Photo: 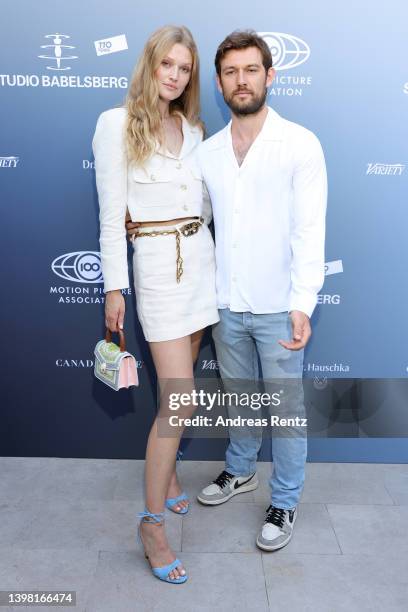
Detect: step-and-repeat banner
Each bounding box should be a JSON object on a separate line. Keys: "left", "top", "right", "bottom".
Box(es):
{"left": 2, "top": 1, "right": 408, "bottom": 461}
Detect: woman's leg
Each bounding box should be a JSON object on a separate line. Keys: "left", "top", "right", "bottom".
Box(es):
{"left": 140, "top": 334, "right": 196, "bottom": 581}
{"left": 166, "top": 327, "right": 205, "bottom": 511}
{"left": 191, "top": 328, "right": 205, "bottom": 364}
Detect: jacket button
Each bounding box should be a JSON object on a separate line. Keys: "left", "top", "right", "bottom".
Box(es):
{"left": 180, "top": 184, "right": 187, "bottom": 190}
{"left": 176, "top": 162, "right": 182, "bottom": 169}
{"left": 150, "top": 174, "right": 156, "bottom": 181}
{"left": 183, "top": 204, "right": 189, "bottom": 211}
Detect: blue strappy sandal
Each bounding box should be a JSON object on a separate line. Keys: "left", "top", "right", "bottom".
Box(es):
{"left": 165, "top": 492, "right": 189, "bottom": 514}
{"left": 137, "top": 509, "right": 188, "bottom": 584}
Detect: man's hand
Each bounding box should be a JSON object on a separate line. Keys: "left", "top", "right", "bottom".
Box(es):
{"left": 278, "top": 310, "right": 311, "bottom": 351}
{"left": 125, "top": 210, "right": 141, "bottom": 241}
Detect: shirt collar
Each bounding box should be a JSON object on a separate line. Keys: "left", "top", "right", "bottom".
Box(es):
{"left": 221, "top": 106, "right": 285, "bottom": 169}
{"left": 258, "top": 106, "right": 285, "bottom": 141}
{"left": 205, "top": 105, "right": 285, "bottom": 151}
{"left": 227, "top": 105, "right": 284, "bottom": 142}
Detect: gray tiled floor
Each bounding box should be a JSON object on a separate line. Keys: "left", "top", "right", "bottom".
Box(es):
{"left": 0, "top": 458, "right": 407, "bottom": 612}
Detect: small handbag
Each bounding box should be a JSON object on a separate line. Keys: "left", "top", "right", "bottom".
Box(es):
{"left": 94, "top": 329, "right": 139, "bottom": 391}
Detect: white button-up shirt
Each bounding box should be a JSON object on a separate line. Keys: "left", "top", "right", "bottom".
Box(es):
{"left": 197, "top": 106, "right": 327, "bottom": 318}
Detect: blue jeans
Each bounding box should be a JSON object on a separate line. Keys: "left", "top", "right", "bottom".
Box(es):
{"left": 211, "top": 308, "right": 307, "bottom": 510}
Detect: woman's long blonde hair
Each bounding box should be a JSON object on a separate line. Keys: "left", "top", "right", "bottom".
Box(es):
{"left": 125, "top": 25, "right": 202, "bottom": 166}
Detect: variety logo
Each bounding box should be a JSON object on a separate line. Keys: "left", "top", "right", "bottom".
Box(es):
{"left": 0, "top": 156, "right": 19, "bottom": 168}
{"left": 325, "top": 260, "right": 343, "bottom": 276}
{"left": 52, "top": 251, "right": 103, "bottom": 283}
{"left": 94, "top": 34, "right": 128, "bottom": 56}
{"left": 38, "top": 33, "right": 78, "bottom": 71}
{"left": 201, "top": 360, "right": 219, "bottom": 370}
{"left": 259, "top": 32, "right": 312, "bottom": 97}
{"left": 366, "top": 163, "right": 405, "bottom": 176}
{"left": 403, "top": 82, "right": 408, "bottom": 95}
{"left": 0, "top": 33, "right": 128, "bottom": 89}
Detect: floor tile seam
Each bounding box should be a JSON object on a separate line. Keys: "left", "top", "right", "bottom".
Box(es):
{"left": 323, "top": 503, "right": 344, "bottom": 555}
{"left": 383, "top": 483, "right": 400, "bottom": 506}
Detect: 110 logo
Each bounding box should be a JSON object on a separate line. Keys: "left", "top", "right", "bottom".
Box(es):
{"left": 97, "top": 41, "right": 112, "bottom": 51}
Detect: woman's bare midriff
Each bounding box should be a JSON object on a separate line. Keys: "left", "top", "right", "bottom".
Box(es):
{"left": 135, "top": 216, "right": 199, "bottom": 228}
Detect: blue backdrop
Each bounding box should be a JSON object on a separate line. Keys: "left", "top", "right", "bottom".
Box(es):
{"left": 1, "top": 0, "right": 407, "bottom": 462}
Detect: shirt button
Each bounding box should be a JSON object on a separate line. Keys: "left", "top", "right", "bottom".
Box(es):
{"left": 232, "top": 276, "right": 237, "bottom": 282}
{"left": 182, "top": 204, "right": 189, "bottom": 211}
{"left": 176, "top": 162, "right": 182, "bottom": 169}
{"left": 180, "top": 184, "right": 187, "bottom": 190}
{"left": 234, "top": 209, "right": 239, "bottom": 213}
{"left": 232, "top": 243, "right": 237, "bottom": 248}
{"left": 150, "top": 174, "right": 156, "bottom": 181}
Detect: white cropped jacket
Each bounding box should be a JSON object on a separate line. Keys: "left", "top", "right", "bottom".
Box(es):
{"left": 92, "top": 107, "right": 211, "bottom": 292}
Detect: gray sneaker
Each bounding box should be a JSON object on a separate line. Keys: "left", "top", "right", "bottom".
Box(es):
{"left": 256, "top": 505, "right": 297, "bottom": 551}
{"left": 197, "top": 470, "right": 258, "bottom": 505}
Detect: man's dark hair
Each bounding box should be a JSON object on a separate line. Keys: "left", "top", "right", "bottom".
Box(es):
{"left": 214, "top": 30, "right": 273, "bottom": 76}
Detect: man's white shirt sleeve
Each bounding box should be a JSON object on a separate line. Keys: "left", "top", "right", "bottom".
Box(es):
{"left": 289, "top": 130, "right": 327, "bottom": 317}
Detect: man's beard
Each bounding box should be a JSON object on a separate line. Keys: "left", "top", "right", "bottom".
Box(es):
{"left": 223, "top": 86, "right": 267, "bottom": 116}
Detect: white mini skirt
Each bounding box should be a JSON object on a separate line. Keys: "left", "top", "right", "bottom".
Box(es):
{"left": 131, "top": 219, "right": 219, "bottom": 342}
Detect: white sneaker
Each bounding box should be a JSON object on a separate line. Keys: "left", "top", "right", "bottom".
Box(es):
{"left": 256, "top": 505, "right": 297, "bottom": 551}
{"left": 197, "top": 470, "right": 258, "bottom": 505}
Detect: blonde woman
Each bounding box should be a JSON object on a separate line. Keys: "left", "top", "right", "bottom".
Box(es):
{"left": 92, "top": 25, "right": 219, "bottom": 584}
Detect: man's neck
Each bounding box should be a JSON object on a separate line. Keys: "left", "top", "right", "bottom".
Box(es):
{"left": 231, "top": 104, "right": 268, "bottom": 143}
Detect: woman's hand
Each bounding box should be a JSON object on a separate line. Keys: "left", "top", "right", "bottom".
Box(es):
{"left": 105, "top": 290, "right": 125, "bottom": 332}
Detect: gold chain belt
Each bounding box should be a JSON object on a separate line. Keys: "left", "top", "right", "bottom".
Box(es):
{"left": 134, "top": 216, "right": 204, "bottom": 283}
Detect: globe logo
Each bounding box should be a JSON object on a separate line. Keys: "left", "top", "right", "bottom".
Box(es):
{"left": 258, "top": 32, "right": 310, "bottom": 71}
{"left": 51, "top": 251, "right": 103, "bottom": 283}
